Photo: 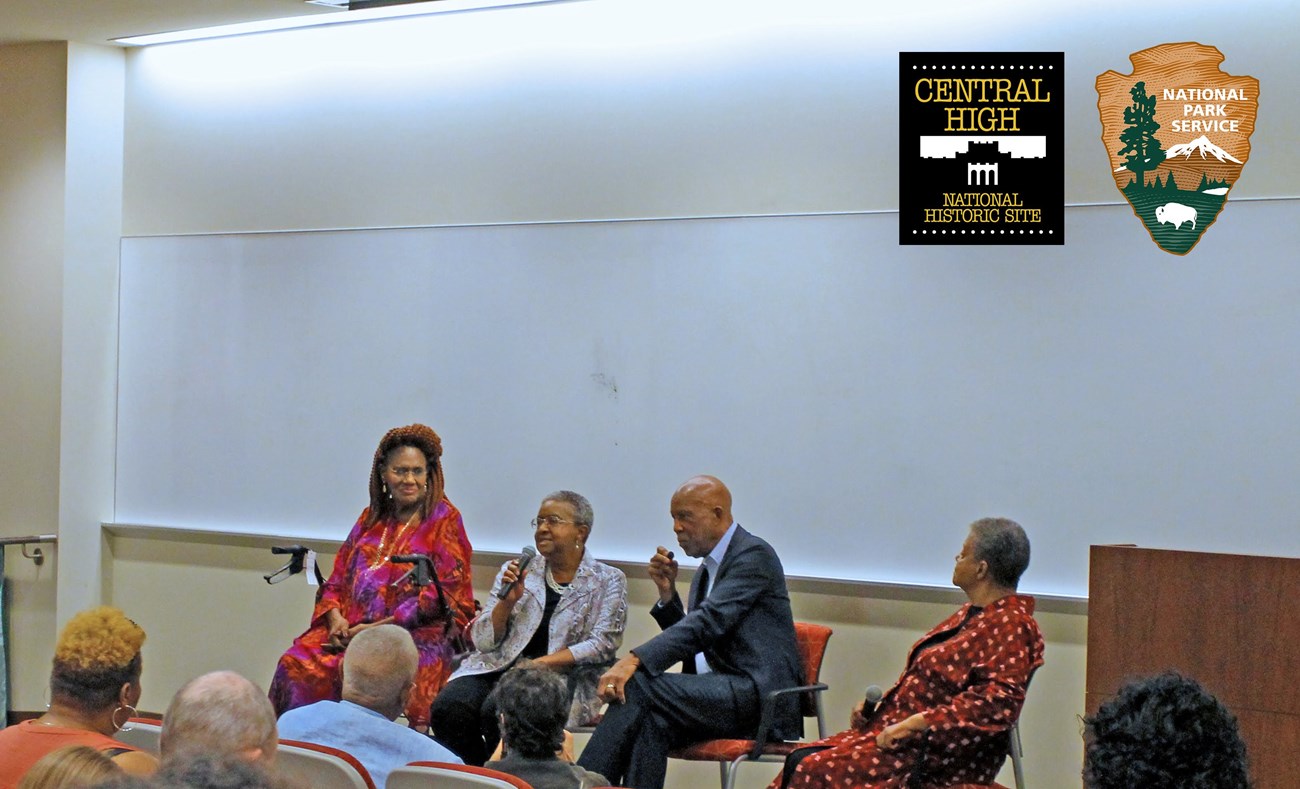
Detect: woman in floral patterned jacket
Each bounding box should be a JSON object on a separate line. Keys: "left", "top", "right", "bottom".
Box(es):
{"left": 431, "top": 490, "right": 627, "bottom": 766}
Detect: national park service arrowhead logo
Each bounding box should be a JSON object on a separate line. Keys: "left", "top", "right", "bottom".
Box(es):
{"left": 1096, "top": 43, "right": 1258, "bottom": 255}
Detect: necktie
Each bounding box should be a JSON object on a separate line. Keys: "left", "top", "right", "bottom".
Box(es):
{"left": 692, "top": 564, "right": 710, "bottom": 610}
{"left": 691, "top": 563, "right": 714, "bottom": 674}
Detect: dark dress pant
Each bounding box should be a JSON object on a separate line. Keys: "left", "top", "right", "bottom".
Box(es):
{"left": 430, "top": 671, "right": 503, "bottom": 766}
{"left": 577, "top": 669, "right": 759, "bottom": 789}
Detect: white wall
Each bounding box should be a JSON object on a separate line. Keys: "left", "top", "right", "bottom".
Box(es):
{"left": 122, "top": 0, "right": 1297, "bottom": 235}
{"left": 0, "top": 42, "right": 69, "bottom": 715}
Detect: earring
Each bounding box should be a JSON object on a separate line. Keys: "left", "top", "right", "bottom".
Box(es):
{"left": 382, "top": 482, "right": 388, "bottom": 494}
{"left": 112, "top": 704, "right": 139, "bottom": 732}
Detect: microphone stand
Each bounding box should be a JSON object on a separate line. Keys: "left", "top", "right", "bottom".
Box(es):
{"left": 264, "top": 545, "right": 324, "bottom": 585}
{"left": 389, "top": 554, "right": 450, "bottom": 615}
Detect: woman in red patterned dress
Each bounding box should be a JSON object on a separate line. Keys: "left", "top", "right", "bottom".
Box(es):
{"left": 776, "top": 518, "right": 1044, "bottom": 789}
{"left": 269, "top": 423, "right": 475, "bottom": 730}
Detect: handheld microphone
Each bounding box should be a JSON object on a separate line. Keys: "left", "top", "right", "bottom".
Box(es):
{"left": 496, "top": 546, "right": 538, "bottom": 599}
{"left": 864, "top": 684, "right": 884, "bottom": 714}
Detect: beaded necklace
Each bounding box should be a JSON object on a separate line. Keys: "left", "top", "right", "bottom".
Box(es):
{"left": 545, "top": 566, "right": 573, "bottom": 595}
{"left": 371, "top": 509, "right": 421, "bottom": 570}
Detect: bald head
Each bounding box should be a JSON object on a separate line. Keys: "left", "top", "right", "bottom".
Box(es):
{"left": 677, "top": 476, "right": 732, "bottom": 511}
{"left": 161, "top": 671, "right": 278, "bottom": 766}
{"left": 342, "top": 624, "right": 419, "bottom": 719}
{"left": 670, "top": 475, "right": 734, "bottom": 558}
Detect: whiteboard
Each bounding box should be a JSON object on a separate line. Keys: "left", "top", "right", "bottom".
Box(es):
{"left": 116, "top": 204, "right": 1300, "bottom": 598}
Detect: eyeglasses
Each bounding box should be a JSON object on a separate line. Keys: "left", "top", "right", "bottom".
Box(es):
{"left": 531, "top": 516, "right": 579, "bottom": 529}
{"left": 386, "top": 465, "right": 428, "bottom": 480}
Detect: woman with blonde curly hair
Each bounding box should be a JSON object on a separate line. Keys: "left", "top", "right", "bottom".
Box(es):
{"left": 269, "top": 423, "right": 476, "bottom": 730}
{"left": 0, "top": 607, "right": 158, "bottom": 788}
{"left": 16, "top": 746, "right": 122, "bottom": 789}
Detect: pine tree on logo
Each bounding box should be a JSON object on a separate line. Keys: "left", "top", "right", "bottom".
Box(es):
{"left": 1117, "top": 81, "right": 1165, "bottom": 189}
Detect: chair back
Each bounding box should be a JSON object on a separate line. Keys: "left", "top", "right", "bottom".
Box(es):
{"left": 116, "top": 718, "right": 163, "bottom": 754}
{"left": 278, "top": 739, "right": 376, "bottom": 789}
{"left": 385, "top": 761, "right": 532, "bottom": 789}
{"left": 792, "top": 622, "right": 833, "bottom": 718}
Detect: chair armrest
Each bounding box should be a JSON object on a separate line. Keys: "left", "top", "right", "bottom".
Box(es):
{"left": 748, "top": 682, "right": 829, "bottom": 760}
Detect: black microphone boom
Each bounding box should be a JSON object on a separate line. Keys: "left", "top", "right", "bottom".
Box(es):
{"left": 389, "top": 553, "right": 451, "bottom": 624}
{"left": 496, "top": 546, "right": 538, "bottom": 599}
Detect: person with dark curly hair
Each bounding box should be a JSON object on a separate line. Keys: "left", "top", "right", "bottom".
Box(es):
{"left": 153, "top": 751, "right": 288, "bottom": 789}
{"left": 0, "top": 607, "right": 158, "bottom": 788}
{"left": 487, "top": 664, "right": 610, "bottom": 789}
{"left": 1082, "top": 671, "right": 1251, "bottom": 788}
{"left": 268, "top": 423, "right": 476, "bottom": 730}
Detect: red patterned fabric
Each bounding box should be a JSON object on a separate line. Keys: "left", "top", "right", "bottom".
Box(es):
{"left": 269, "top": 501, "right": 475, "bottom": 727}
{"left": 775, "top": 595, "right": 1043, "bottom": 789}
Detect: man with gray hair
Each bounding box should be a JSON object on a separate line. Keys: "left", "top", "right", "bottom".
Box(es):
{"left": 275, "top": 624, "right": 460, "bottom": 786}
{"left": 161, "top": 670, "right": 279, "bottom": 766}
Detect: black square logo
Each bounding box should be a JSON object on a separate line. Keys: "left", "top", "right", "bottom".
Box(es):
{"left": 899, "top": 52, "right": 1065, "bottom": 245}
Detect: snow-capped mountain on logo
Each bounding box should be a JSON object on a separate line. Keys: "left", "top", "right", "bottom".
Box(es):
{"left": 1165, "top": 135, "right": 1242, "bottom": 164}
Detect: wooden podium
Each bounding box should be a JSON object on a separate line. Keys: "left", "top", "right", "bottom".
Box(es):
{"left": 1087, "top": 545, "right": 1300, "bottom": 789}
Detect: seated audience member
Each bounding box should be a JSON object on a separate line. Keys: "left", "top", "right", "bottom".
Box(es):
{"left": 1082, "top": 671, "right": 1250, "bottom": 788}
{"left": 0, "top": 607, "right": 158, "bottom": 788}
{"left": 578, "top": 476, "right": 802, "bottom": 789}
{"left": 148, "top": 752, "right": 286, "bottom": 789}
{"left": 776, "top": 518, "right": 1045, "bottom": 789}
{"left": 432, "top": 490, "right": 627, "bottom": 765}
{"left": 16, "top": 746, "right": 122, "bottom": 789}
{"left": 160, "top": 671, "right": 278, "bottom": 767}
{"left": 276, "top": 624, "right": 461, "bottom": 786}
{"left": 488, "top": 664, "right": 610, "bottom": 789}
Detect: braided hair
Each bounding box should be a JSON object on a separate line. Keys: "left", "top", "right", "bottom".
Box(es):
{"left": 364, "top": 423, "right": 445, "bottom": 528}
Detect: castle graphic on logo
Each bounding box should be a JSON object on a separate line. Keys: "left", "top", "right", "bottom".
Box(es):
{"left": 1096, "top": 43, "right": 1259, "bottom": 255}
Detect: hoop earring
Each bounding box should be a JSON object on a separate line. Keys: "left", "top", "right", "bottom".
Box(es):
{"left": 112, "top": 704, "right": 139, "bottom": 732}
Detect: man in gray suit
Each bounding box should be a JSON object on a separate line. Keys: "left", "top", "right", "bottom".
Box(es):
{"left": 578, "top": 475, "right": 802, "bottom": 789}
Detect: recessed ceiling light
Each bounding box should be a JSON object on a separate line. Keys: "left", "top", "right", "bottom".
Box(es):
{"left": 114, "top": 0, "right": 576, "bottom": 47}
